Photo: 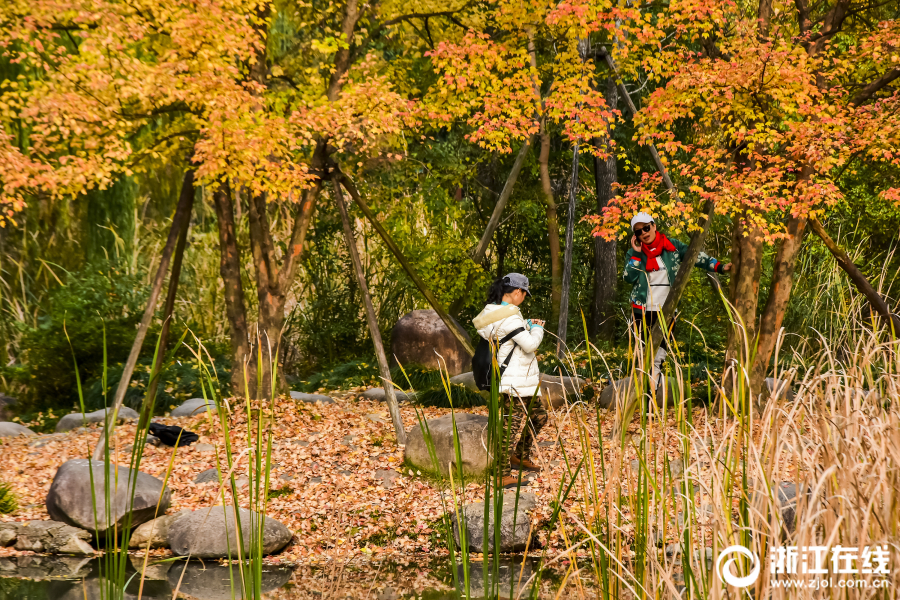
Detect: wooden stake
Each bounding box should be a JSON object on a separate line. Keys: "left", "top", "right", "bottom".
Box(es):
{"left": 93, "top": 168, "right": 195, "bottom": 459}
{"left": 332, "top": 181, "right": 406, "bottom": 444}
{"left": 810, "top": 218, "right": 900, "bottom": 333}
{"left": 449, "top": 139, "right": 532, "bottom": 317}
{"left": 471, "top": 139, "right": 532, "bottom": 264}
{"left": 337, "top": 171, "right": 476, "bottom": 357}
{"left": 142, "top": 188, "right": 191, "bottom": 418}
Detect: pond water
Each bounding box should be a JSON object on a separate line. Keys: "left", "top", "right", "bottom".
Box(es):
{"left": 0, "top": 555, "right": 582, "bottom": 599}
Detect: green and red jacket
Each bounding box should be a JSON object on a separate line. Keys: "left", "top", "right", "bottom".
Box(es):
{"left": 623, "top": 238, "right": 725, "bottom": 310}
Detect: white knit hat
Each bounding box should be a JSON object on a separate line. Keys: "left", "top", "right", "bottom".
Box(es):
{"left": 630, "top": 212, "right": 654, "bottom": 228}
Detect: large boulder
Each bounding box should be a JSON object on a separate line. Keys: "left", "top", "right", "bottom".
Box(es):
{"left": 0, "top": 421, "right": 35, "bottom": 437}
{"left": 55, "top": 407, "right": 139, "bottom": 433}
{"left": 46, "top": 459, "right": 171, "bottom": 536}
{"left": 405, "top": 413, "right": 490, "bottom": 476}
{"left": 451, "top": 492, "right": 538, "bottom": 553}
{"left": 167, "top": 506, "right": 293, "bottom": 558}
{"left": 166, "top": 562, "right": 292, "bottom": 600}
{"left": 170, "top": 398, "right": 218, "bottom": 417}
{"left": 539, "top": 373, "right": 586, "bottom": 408}
{"left": 128, "top": 509, "right": 192, "bottom": 549}
{"left": 8, "top": 521, "right": 95, "bottom": 555}
{"left": 391, "top": 310, "right": 472, "bottom": 376}
{"left": 598, "top": 376, "right": 675, "bottom": 410}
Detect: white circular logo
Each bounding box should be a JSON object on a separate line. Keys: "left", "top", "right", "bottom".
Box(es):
{"left": 716, "top": 545, "right": 761, "bottom": 588}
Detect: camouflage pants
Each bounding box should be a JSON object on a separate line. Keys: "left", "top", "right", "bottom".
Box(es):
{"left": 500, "top": 393, "right": 549, "bottom": 476}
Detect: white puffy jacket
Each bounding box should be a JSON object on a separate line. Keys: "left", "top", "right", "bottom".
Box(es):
{"left": 473, "top": 303, "right": 544, "bottom": 396}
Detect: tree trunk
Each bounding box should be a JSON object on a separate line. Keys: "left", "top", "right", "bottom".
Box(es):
{"left": 247, "top": 191, "right": 286, "bottom": 397}
{"left": 333, "top": 181, "right": 406, "bottom": 444}
{"left": 725, "top": 218, "right": 763, "bottom": 356}
{"left": 538, "top": 120, "right": 562, "bottom": 332}
{"left": 723, "top": 215, "right": 764, "bottom": 387}
{"left": 590, "top": 77, "right": 619, "bottom": 342}
{"left": 212, "top": 181, "right": 253, "bottom": 397}
{"left": 809, "top": 218, "right": 900, "bottom": 333}
{"left": 93, "top": 167, "right": 195, "bottom": 459}
{"left": 751, "top": 213, "right": 808, "bottom": 393}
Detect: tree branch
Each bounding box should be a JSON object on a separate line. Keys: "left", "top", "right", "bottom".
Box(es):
{"left": 850, "top": 68, "right": 900, "bottom": 107}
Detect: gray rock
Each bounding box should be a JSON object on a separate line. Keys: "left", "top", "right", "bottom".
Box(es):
{"left": 753, "top": 481, "right": 807, "bottom": 533}
{"left": 194, "top": 468, "right": 221, "bottom": 485}
{"left": 539, "top": 374, "right": 586, "bottom": 408}
{"left": 55, "top": 407, "right": 139, "bottom": 433}
{"left": 598, "top": 376, "right": 670, "bottom": 410}
{"left": 170, "top": 397, "right": 218, "bottom": 417}
{"left": 374, "top": 469, "right": 401, "bottom": 489}
{"left": 11, "top": 521, "right": 95, "bottom": 554}
{"left": 290, "top": 391, "right": 334, "bottom": 404}
{"left": 46, "top": 459, "right": 171, "bottom": 536}
{"left": 457, "top": 558, "right": 537, "bottom": 598}
{"left": 765, "top": 378, "right": 794, "bottom": 401}
{"left": 0, "top": 555, "right": 94, "bottom": 579}
{"left": 598, "top": 377, "right": 635, "bottom": 410}
{"left": 129, "top": 554, "right": 171, "bottom": 580}
{"left": 0, "top": 421, "right": 35, "bottom": 437}
{"left": 167, "top": 506, "right": 293, "bottom": 558}
{"left": 451, "top": 492, "right": 538, "bottom": 553}
{"left": 391, "top": 309, "right": 472, "bottom": 376}
{"left": 449, "top": 371, "right": 478, "bottom": 392}
{"left": 360, "top": 387, "right": 412, "bottom": 402}
{"left": 0, "top": 522, "right": 17, "bottom": 546}
{"left": 667, "top": 458, "right": 684, "bottom": 478}
{"left": 167, "top": 562, "right": 292, "bottom": 600}
{"left": 192, "top": 443, "right": 215, "bottom": 453}
{"left": 404, "top": 413, "right": 490, "bottom": 476}
{"left": 128, "top": 510, "right": 191, "bottom": 549}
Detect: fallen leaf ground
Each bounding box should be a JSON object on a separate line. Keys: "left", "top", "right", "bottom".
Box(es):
{"left": 0, "top": 389, "right": 797, "bottom": 566}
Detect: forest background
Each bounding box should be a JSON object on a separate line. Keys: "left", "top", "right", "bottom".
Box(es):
{"left": 0, "top": 0, "right": 898, "bottom": 427}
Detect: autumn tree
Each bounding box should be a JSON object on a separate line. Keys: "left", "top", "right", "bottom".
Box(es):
{"left": 0, "top": 0, "right": 468, "bottom": 395}
{"left": 426, "top": 3, "right": 620, "bottom": 332}
{"left": 590, "top": 0, "right": 900, "bottom": 394}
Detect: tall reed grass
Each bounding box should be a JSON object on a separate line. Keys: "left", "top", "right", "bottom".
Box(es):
{"left": 407, "top": 304, "right": 900, "bottom": 599}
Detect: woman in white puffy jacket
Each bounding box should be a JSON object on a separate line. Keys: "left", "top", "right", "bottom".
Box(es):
{"left": 472, "top": 273, "right": 547, "bottom": 488}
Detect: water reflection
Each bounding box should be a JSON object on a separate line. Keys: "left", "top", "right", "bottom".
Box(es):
{"left": 0, "top": 554, "right": 575, "bottom": 599}
{"left": 0, "top": 556, "right": 290, "bottom": 600}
